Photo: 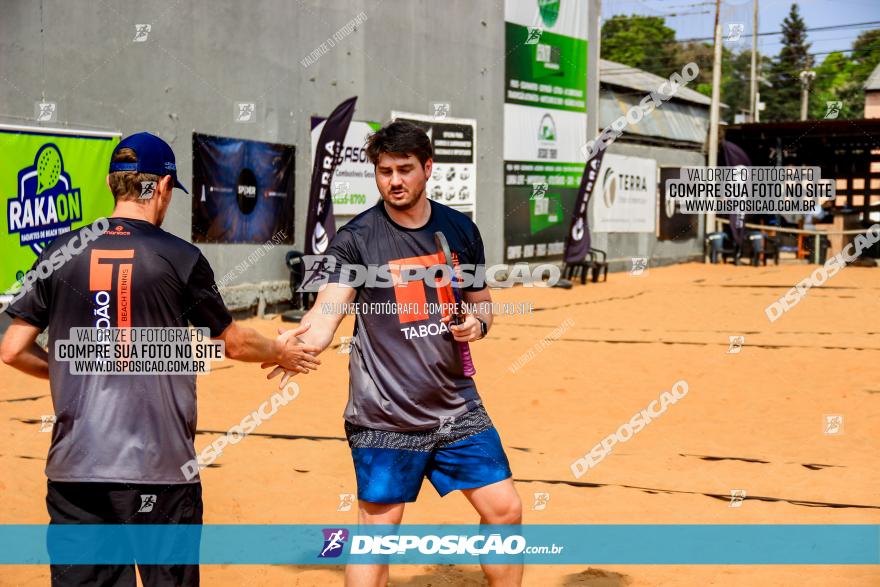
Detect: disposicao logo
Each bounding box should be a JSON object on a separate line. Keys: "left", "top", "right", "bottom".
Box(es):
{"left": 8, "top": 144, "right": 83, "bottom": 255}
{"left": 318, "top": 528, "right": 349, "bottom": 558}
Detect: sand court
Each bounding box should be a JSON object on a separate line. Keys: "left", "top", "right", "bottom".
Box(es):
{"left": 2, "top": 262, "right": 878, "bottom": 586}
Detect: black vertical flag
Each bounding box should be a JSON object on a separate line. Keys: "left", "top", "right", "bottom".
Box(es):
{"left": 563, "top": 149, "right": 606, "bottom": 263}
{"left": 305, "top": 96, "right": 357, "bottom": 254}
{"left": 719, "top": 140, "right": 752, "bottom": 248}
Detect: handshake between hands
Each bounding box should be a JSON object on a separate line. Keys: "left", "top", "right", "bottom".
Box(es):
{"left": 259, "top": 314, "right": 483, "bottom": 388}
{"left": 261, "top": 323, "right": 321, "bottom": 388}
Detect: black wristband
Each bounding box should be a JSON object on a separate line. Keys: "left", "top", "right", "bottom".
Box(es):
{"left": 476, "top": 317, "right": 488, "bottom": 339}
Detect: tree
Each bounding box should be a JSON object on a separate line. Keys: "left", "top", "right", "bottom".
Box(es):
{"left": 676, "top": 41, "right": 715, "bottom": 89}
{"left": 672, "top": 42, "right": 755, "bottom": 123}
{"left": 809, "top": 51, "right": 859, "bottom": 119}
{"left": 807, "top": 29, "right": 880, "bottom": 119}
{"left": 601, "top": 15, "right": 677, "bottom": 77}
{"left": 850, "top": 29, "right": 880, "bottom": 83}
{"left": 721, "top": 50, "right": 756, "bottom": 123}
{"left": 764, "top": 2, "right": 812, "bottom": 122}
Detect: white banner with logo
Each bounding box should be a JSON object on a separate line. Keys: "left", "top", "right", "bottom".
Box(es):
{"left": 391, "top": 111, "right": 477, "bottom": 215}
{"left": 503, "top": 104, "right": 586, "bottom": 164}
{"left": 504, "top": 0, "right": 588, "bottom": 40}
{"left": 590, "top": 154, "right": 657, "bottom": 233}
{"left": 310, "top": 119, "right": 381, "bottom": 217}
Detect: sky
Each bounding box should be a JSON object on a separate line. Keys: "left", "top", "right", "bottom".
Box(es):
{"left": 603, "top": 0, "right": 880, "bottom": 63}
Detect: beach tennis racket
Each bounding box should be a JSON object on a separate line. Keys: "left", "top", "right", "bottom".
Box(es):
{"left": 434, "top": 231, "right": 476, "bottom": 377}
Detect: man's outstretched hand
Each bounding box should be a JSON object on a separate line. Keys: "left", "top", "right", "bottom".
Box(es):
{"left": 262, "top": 323, "right": 321, "bottom": 388}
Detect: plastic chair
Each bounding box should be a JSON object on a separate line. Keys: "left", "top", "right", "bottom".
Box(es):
{"left": 285, "top": 250, "right": 316, "bottom": 311}
{"left": 589, "top": 248, "right": 609, "bottom": 282}
{"left": 743, "top": 231, "right": 765, "bottom": 266}
{"left": 705, "top": 232, "right": 738, "bottom": 264}
{"left": 563, "top": 248, "right": 609, "bottom": 284}
{"left": 763, "top": 235, "right": 780, "bottom": 265}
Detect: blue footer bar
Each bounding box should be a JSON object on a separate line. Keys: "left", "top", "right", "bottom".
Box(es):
{"left": 0, "top": 525, "right": 876, "bottom": 565}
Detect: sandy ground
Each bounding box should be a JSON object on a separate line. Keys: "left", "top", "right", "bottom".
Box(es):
{"left": 1, "top": 261, "right": 878, "bottom": 586}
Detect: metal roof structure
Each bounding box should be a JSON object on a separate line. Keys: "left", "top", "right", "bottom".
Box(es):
{"left": 725, "top": 118, "right": 880, "bottom": 222}
{"left": 600, "top": 59, "right": 713, "bottom": 106}
{"left": 599, "top": 59, "right": 714, "bottom": 146}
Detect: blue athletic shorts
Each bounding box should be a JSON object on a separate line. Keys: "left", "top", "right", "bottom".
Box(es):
{"left": 344, "top": 405, "right": 512, "bottom": 504}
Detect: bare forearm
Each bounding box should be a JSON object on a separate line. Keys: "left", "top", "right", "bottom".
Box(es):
{"left": 8, "top": 343, "right": 49, "bottom": 379}
{"left": 259, "top": 284, "right": 354, "bottom": 381}
{"left": 296, "top": 307, "right": 344, "bottom": 353}
{"left": 226, "top": 326, "right": 280, "bottom": 363}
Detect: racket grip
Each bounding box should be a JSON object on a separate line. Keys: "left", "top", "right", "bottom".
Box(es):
{"left": 458, "top": 341, "right": 476, "bottom": 377}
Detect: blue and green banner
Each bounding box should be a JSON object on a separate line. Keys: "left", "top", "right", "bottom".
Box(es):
{"left": 0, "top": 524, "right": 876, "bottom": 565}
{"left": 1, "top": 126, "right": 118, "bottom": 295}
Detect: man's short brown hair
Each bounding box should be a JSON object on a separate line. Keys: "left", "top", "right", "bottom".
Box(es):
{"left": 365, "top": 120, "right": 433, "bottom": 166}
{"left": 107, "top": 148, "right": 160, "bottom": 202}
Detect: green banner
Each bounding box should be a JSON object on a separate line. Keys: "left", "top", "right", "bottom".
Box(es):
{"left": 504, "top": 0, "right": 588, "bottom": 261}
{"left": 505, "top": 23, "right": 588, "bottom": 113}
{"left": 1, "top": 128, "right": 118, "bottom": 294}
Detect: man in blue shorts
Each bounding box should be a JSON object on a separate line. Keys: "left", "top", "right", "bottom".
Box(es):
{"left": 272, "top": 121, "right": 522, "bottom": 586}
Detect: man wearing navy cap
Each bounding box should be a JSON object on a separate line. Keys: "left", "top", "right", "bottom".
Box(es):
{"left": 0, "top": 132, "right": 319, "bottom": 586}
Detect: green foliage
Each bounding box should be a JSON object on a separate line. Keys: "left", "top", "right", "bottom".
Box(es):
{"left": 602, "top": 16, "right": 757, "bottom": 122}
{"left": 601, "top": 14, "right": 677, "bottom": 77}
{"left": 763, "top": 2, "right": 812, "bottom": 121}
{"left": 600, "top": 7, "right": 880, "bottom": 123}
{"left": 721, "top": 50, "right": 756, "bottom": 123}
{"left": 809, "top": 51, "right": 860, "bottom": 119}
{"left": 851, "top": 29, "right": 880, "bottom": 83}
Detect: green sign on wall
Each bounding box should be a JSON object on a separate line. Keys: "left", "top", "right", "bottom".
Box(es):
{"left": 1, "top": 127, "right": 118, "bottom": 294}
{"left": 504, "top": 0, "right": 589, "bottom": 261}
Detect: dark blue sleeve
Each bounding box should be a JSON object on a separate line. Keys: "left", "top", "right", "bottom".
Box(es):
{"left": 182, "top": 253, "right": 233, "bottom": 337}
{"left": 324, "top": 228, "right": 363, "bottom": 286}
{"left": 5, "top": 256, "right": 51, "bottom": 330}
{"left": 461, "top": 223, "right": 486, "bottom": 292}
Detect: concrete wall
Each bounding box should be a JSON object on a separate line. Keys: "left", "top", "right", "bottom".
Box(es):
{"left": 1, "top": 0, "right": 706, "bottom": 312}
{"left": 597, "top": 140, "right": 707, "bottom": 271}
{"left": 1, "top": 0, "right": 506, "bottom": 311}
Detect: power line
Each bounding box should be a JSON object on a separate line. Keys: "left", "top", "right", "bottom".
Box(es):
{"left": 602, "top": 18, "right": 880, "bottom": 47}
{"left": 599, "top": 41, "right": 880, "bottom": 76}
{"left": 660, "top": 11, "right": 713, "bottom": 18}
{"left": 653, "top": 1, "right": 715, "bottom": 9}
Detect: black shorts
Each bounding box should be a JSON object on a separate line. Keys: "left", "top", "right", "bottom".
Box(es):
{"left": 46, "top": 480, "right": 203, "bottom": 587}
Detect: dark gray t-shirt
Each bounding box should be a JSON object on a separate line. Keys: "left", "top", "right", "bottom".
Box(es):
{"left": 325, "top": 200, "right": 486, "bottom": 431}
{"left": 6, "top": 218, "right": 232, "bottom": 484}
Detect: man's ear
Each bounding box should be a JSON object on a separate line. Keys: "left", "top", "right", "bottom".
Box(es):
{"left": 159, "top": 175, "right": 173, "bottom": 197}
{"left": 424, "top": 158, "right": 433, "bottom": 178}
{"left": 105, "top": 175, "right": 111, "bottom": 189}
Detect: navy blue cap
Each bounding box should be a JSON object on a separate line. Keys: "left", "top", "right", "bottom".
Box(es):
{"left": 109, "top": 132, "right": 188, "bottom": 194}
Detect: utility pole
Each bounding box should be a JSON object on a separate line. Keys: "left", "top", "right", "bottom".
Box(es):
{"left": 749, "top": 0, "right": 758, "bottom": 122}
{"left": 707, "top": 0, "right": 723, "bottom": 232}
{"left": 799, "top": 70, "right": 815, "bottom": 120}
{"left": 587, "top": 0, "right": 601, "bottom": 142}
